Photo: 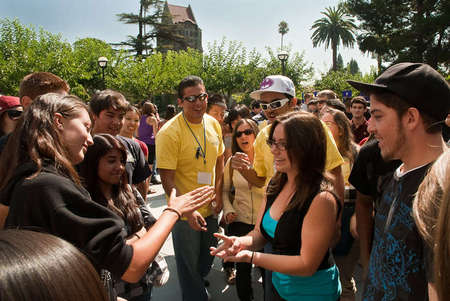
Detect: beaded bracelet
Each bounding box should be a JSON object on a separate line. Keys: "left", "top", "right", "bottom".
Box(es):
{"left": 163, "top": 207, "right": 182, "bottom": 220}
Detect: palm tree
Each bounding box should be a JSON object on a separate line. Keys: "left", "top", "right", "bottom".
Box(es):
{"left": 311, "top": 6, "right": 357, "bottom": 71}
{"left": 278, "top": 21, "right": 289, "bottom": 49}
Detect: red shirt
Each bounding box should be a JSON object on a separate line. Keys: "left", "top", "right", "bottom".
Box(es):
{"left": 351, "top": 119, "right": 369, "bottom": 144}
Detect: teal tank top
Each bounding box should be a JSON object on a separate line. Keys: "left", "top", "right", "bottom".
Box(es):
{"left": 262, "top": 208, "right": 341, "bottom": 301}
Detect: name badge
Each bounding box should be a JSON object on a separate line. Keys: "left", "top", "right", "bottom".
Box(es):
{"left": 197, "top": 172, "right": 212, "bottom": 185}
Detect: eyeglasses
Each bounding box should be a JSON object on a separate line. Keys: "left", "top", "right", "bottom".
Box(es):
{"left": 182, "top": 93, "right": 208, "bottom": 103}
{"left": 236, "top": 129, "right": 254, "bottom": 138}
{"left": 266, "top": 139, "right": 288, "bottom": 151}
{"left": 260, "top": 98, "right": 290, "bottom": 111}
{"left": 7, "top": 109, "right": 22, "bottom": 119}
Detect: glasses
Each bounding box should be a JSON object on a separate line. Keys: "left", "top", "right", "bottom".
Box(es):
{"left": 182, "top": 93, "right": 208, "bottom": 102}
{"left": 260, "top": 98, "right": 290, "bottom": 111}
{"left": 236, "top": 129, "right": 254, "bottom": 138}
{"left": 7, "top": 109, "right": 22, "bottom": 119}
{"left": 266, "top": 139, "right": 288, "bottom": 151}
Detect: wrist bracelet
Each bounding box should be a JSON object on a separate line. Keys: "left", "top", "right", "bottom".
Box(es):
{"left": 134, "top": 233, "right": 141, "bottom": 239}
{"left": 250, "top": 251, "right": 255, "bottom": 264}
{"left": 163, "top": 207, "right": 182, "bottom": 220}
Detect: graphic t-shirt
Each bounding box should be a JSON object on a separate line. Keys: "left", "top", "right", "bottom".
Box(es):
{"left": 363, "top": 163, "right": 432, "bottom": 301}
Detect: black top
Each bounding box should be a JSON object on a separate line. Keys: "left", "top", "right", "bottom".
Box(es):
{"left": 363, "top": 163, "right": 432, "bottom": 300}
{"left": 2, "top": 161, "right": 133, "bottom": 278}
{"left": 0, "top": 133, "right": 9, "bottom": 155}
{"left": 349, "top": 139, "right": 401, "bottom": 209}
{"left": 116, "top": 135, "right": 151, "bottom": 185}
{"left": 260, "top": 187, "right": 339, "bottom": 271}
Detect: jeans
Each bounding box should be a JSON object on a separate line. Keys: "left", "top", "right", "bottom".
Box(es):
{"left": 172, "top": 215, "right": 218, "bottom": 301}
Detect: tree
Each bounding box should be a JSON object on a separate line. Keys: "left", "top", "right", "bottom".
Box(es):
{"left": 0, "top": 18, "right": 73, "bottom": 96}
{"left": 115, "top": 0, "right": 182, "bottom": 58}
{"left": 314, "top": 68, "right": 376, "bottom": 97}
{"left": 311, "top": 5, "right": 357, "bottom": 71}
{"left": 201, "top": 38, "right": 263, "bottom": 107}
{"left": 347, "top": 58, "right": 360, "bottom": 75}
{"left": 278, "top": 21, "right": 289, "bottom": 49}
{"left": 346, "top": 0, "right": 450, "bottom": 72}
{"left": 336, "top": 54, "right": 344, "bottom": 71}
{"left": 71, "top": 38, "right": 117, "bottom": 96}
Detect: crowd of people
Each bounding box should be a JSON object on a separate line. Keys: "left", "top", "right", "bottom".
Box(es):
{"left": 0, "top": 62, "right": 449, "bottom": 301}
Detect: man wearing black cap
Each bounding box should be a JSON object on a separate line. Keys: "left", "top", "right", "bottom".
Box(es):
{"left": 348, "top": 62, "right": 450, "bottom": 300}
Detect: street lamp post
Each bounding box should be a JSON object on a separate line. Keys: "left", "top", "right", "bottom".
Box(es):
{"left": 277, "top": 51, "right": 289, "bottom": 75}
{"left": 97, "top": 56, "right": 108, "bottom": 87}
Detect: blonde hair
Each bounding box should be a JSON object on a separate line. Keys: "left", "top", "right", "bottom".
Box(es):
{"left": 412, "top": 149, "right": 450, "bottom": 300}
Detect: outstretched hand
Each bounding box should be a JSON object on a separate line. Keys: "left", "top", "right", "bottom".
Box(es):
{"left": 168, "top": 186, "right": 215, "bottom": 216}
{"left": 210, "top": 232, "right": 248, "bottom": 262}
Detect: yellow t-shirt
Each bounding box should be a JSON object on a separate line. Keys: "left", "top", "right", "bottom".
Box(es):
{"left": 253, "top": 120, "right": 344, "bottom": 181}
{"left": 156, "top": 112, "right": 224, "bottom": 217}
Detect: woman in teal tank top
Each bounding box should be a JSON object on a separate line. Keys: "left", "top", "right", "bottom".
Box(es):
{"left": 211, "top": 112, "right": 342, "bottom": 300}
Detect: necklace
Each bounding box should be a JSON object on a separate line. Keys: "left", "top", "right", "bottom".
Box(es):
{"left": 182, "top": 113, "right": 207, "bottom": 165}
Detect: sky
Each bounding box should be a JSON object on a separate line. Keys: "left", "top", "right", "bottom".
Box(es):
{"left": 1, "top": 0, "right": 377, "bottom": 78}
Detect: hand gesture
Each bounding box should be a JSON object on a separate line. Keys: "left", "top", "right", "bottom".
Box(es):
{"left": 168, "top": 186, "right": 215, "bottom": 216}
{"left": 210, "top": 232, "right": 245, "bottom": 260}
{"left": 225, "top": 212, "right": 237, "bottom": 224}
{"left": 231, "top": 152, "right": 251, "bottom": 172}
{"left": 185, "top": 210, "right": 207, "bottom": 232}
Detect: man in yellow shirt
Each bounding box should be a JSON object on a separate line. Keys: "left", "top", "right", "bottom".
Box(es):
{"left": 156, "top": 75, "right": 224, "bottom": 301}
{"left": 232, "top": 75, "right": 345, "bottom": 200}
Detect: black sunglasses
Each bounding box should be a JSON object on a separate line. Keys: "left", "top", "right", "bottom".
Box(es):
{"left": 182, "top": 93, "right": 208, "bottom": 103}
{"left": 236, "top": 129, "right": 254, "bottom": 138}
{"left": 7, "top": 109, "right": 22, "bottom": 119}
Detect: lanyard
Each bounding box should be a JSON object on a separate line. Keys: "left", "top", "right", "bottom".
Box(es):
{"left": 182, "top": 113, "right": 206, "bottom": 164}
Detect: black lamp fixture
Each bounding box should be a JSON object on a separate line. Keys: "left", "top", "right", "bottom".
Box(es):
{"left": 277, "top": 51, "right": 289, "bottom": 75}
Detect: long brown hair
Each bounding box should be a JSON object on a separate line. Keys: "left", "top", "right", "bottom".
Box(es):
{"left": 0, "top": 229, "right": 107, "bottom": 301}
{"left": 413, "top": 150, "right": 450, "bottom": 300}
{"left": 323, "top": 108, "right": 359, "bottom": 164}
{"left": 231, "top": 118, "right": 259, "bottom": 155}
{"left": 267, "top": 111, "right": 333, "bottom": 211}
{"left": 79, "top": 134, "right": 144, "bottom": 234}
{"left": 0, "top": 93, "right": 88, "bottom": 190}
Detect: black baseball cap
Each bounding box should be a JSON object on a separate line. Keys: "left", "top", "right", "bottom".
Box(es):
{"left": 348, "top": 62, "right": 450, "bottom": 121}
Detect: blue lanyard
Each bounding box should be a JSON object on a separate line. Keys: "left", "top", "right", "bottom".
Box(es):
{"left": 182, "top": 113, "right": 206, "bottom": 164}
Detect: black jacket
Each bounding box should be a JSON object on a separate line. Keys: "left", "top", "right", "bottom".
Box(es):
{"left": 2, "top": 161, "right": 133, "bottom": 278}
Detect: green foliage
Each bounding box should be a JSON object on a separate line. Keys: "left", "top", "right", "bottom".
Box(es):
{"left": 336, "top": 54, "right": 344, "bottom": 71}
{"left": 201, "top": 38, "right": 264, "bottom": 107}
{"left": 278, "top": 21, "right": 289, "bottom": 49}
{"left": 115, "top": 0, "right": 165, "bottom": 57}
{"left": 347, "top": 58, "right": 360, "bottom": 75}
{"left": 0, "top": 18, "right": 72, "bottom": 96}
{"left": 346, "top": 0, "right": 450, "bottom": 72}
{"left": 314, "top": 69, "right": 376, "bottom": 97}
{"left": 311, "top": 5, "right": 357, "bottom": 71}
{"left": 0, "top": 18, "right": 316, "bottom": 110}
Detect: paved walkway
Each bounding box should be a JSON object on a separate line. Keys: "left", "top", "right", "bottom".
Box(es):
{"left": 146, "top": 185, "right": 264, "bottom": 301}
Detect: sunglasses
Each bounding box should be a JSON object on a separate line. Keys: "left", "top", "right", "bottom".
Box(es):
{"left": 7, "top": 109, "right": 22, "bottom": 119}
{"left": 182, "top": 93, "right": 208, "bottom": 103}
{"left": 260, "top": 98, "right": 290, "bottom": 111}
{"left": 236, "top": 129, "right": 254, "bottom": 138}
